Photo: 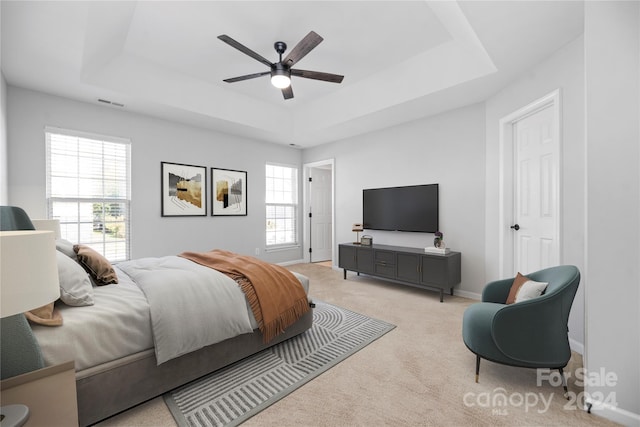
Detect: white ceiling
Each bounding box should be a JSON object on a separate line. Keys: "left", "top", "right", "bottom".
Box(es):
{"left": 1, "top": 1, "right": 584, "bottom": 147}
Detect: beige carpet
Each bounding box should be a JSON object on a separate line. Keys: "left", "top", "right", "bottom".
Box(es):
{"left": 97, "top": 263, "right": 617, "bottom": 427}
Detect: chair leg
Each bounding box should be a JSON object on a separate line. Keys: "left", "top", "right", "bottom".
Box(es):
{"left": 559, "top": 367, "right": 569, "bottom": 399}
{"left": 475, "top": 355, "right": 481, "bottom": 383}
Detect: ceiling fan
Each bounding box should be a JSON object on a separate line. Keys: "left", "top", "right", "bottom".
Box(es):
{"left": 218, "top": 31, "right": 344, "bottom": 100}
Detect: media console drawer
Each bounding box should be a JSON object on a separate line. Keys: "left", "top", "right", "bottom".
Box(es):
{"left": 339, "top": 243, "right": 461, "bottom": 302}
{"left": 374, "top": 250, "right": 396, "bottom": 278}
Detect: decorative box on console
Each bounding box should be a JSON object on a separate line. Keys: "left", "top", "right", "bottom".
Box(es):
{"left": 424, "top": 246, "right": 450, "bottom": 255}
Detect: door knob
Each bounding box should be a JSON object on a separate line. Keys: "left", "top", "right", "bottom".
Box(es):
{"left": 510, "top": 224, "right": 520, "bottom": 231}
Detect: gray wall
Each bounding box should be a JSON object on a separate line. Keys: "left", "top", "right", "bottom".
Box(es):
{"left": 1, "top": 71, "right": 7, "bottom": 205}
{"left": 0, "top": 2, "right": 5, "bottom": 205}
{"left": 584, "top": 1, "right": 639, "bottom": 422}
{"left": 303, "top": 103, "right": 487, "bottom": 299}
{"left": 6, "top": 87, "right": 304, "bottom": 264}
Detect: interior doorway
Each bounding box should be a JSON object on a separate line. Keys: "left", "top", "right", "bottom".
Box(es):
{"left": 498, "top": 90, "right": 561, "bottom": 276}
{"left": 303, "top": 159, "right": 335, "bottom": 264}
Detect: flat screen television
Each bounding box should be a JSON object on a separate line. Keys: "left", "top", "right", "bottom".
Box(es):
{"left": 363, "top": 184, "right": 438, "bottom": 233}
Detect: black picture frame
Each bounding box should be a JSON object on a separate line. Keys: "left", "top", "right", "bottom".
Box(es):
{"left": 211, "top": 168, "right": 247, "bottom": 216}
{"left": 161, "top": 162, "right": 207, "bottom": 216}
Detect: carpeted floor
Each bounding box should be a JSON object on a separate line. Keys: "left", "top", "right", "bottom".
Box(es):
{"left": 97, "top": 263, "right": 618, "bottom": 426}
{"left": 164, "top": 301, "right": 395, "bottom": 427}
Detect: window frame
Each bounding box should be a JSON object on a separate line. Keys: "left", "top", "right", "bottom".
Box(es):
{"left": 45, "top": 126, "right": 132, "bottom": 261}
{"left": 265, "top": 162, "right": 299, "bottom": 250}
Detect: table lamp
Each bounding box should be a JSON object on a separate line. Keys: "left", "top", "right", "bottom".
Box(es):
{"left": 30, "top": 219, "right": 62, "bottom": 239}
{"left": 0, "top": 230, "right": 60, "bottom": 426}
{"left": 352, "top": 223, "right": 363, "bottom": 244}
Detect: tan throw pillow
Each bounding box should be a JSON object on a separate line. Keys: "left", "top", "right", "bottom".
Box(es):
{"left": 506, "top": 272, "right": 548, "bottom": 304}
{"left": 73, "top": 244, "right": 118, "bottom": 285}
{"left": 25, "top": 302, "right": 63, "bottom": 326}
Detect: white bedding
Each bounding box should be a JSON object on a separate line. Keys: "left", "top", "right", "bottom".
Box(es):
{"left": 118, "top": 256, "right": 253, "bottom": 365}
{"left": 32, "top": 260, "right": 309, "bottom": 371}
{"left": 32, "top": 266, "right": 153, "bottom": 371}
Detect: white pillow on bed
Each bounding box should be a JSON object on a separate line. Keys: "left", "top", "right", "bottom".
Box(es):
{"left": 56, "top": 238, "right": 77, "bottom": 260}
{"left": 56, "top": 250, "right": 95, "bottom": 306}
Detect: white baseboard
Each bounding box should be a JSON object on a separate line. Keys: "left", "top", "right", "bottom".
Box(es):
{"left": 569, "top": 337, "right": 584, "bottom": 355}
{"left": 277, "top": 258, "right": 306, "bottom": 266}
{"left": 584, "top": 399, "right": 640, "bottom": 427}
{"left": 453, "top": 289, "right": 482, "bottom": 301}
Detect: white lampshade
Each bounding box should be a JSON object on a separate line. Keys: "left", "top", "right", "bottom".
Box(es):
{"left": 31, "top": 219, "right": 62, "bottom": 239}
{"left": 0, "top": 230, "right": 60, "bottom": 318}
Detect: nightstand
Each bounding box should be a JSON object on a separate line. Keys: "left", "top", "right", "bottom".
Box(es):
{"left": 1, "top": 361, "right": 78, "bottom": 427}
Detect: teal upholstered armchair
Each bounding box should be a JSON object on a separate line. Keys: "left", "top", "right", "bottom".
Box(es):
{"left": 462, "top": 265, "right": 580, "bottom": 393}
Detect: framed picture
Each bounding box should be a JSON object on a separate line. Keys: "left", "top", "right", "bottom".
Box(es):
{"left": 211, "top": 168, "right": 247, "bottom": 216}
{"left": 161, "top": 162, "right": 207, "bottom": 216}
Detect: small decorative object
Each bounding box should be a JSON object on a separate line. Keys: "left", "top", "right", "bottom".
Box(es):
{"left": 352, "top": 223, "right": 363, "bottom": 244}
{"left": 361, "top": 235, "right": 373, "bottom": 246}
{"left": 161, "top": 162, "right": 207, "bottom": 216}
{"left": 424, "top": 246, "right": 450, "bottom": 254}
{"left": 434, "top": 231, "right": 444, "bottom": 248}
{"left": 211, "top": 168, "right": 247, "bottom": 216}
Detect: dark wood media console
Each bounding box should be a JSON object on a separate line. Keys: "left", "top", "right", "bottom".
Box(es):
{"left": 338, "top": 243, "right": 461, "bottom": 302}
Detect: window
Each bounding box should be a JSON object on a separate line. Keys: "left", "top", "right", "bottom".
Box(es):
{"left": 46, "top": 127, "right": 131, "bottom": 261}
{"left": 265, "top": 163, "right": 298, "bottom": 248}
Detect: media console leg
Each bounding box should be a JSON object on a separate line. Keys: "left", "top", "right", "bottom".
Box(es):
{"left": 343, "top": 269, "right": 347, "bottom": 280}
{"left": 440, "top": 289, "right": 444, "bottom": 303}
{"left": 450, "top": 288, "right": 454, "bottom": 296}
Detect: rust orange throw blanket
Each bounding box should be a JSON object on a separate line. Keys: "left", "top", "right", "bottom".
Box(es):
{"left": 179, "top": 249, "right": 309, "bottom": 343}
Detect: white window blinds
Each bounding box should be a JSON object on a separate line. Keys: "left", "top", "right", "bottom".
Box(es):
{"left": 46, "top": 127, "right": 131, "bottom": 261}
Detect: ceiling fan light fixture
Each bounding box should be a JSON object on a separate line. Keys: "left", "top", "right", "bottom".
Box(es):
{"left": 271, "top": 68, "right": 291, "bottom": 89}
{"left": 271, "top": 74, "right": 291, "bottom": 89}
{"left": 271, "top": 62, "right": 291, "bottom": 89}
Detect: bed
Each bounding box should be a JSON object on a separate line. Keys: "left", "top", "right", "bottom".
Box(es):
{"left": 30, "top": 242, "right": 313, "bottom": 426}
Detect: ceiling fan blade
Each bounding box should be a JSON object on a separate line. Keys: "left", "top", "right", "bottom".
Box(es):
{"left": 223, "top": 71, "right": 270, "bottom": 83}
{"left": 282, "top": 86, "right": 294, "bottom": 100}
{"left": 291, "top": 69, "right": 344, "bottom": 84}
{"left": 218, "top": 35, "right": 273, "bottom": 68}
{"left": 282, "top": 31, "right": 323, "bottom": 67}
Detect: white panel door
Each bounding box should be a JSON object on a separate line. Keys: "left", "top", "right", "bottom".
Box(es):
{"left": 513, "top": 105, "right": 559, "bottom": 274}
{"left": 310, "top": 167, "right": 332, "bottom": 262}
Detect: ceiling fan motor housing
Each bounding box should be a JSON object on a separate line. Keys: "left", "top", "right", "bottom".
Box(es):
{"left": 271, "top": 62, "right": 290, "bottom": 77}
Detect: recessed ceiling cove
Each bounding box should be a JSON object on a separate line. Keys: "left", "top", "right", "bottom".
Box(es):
{"left": 1, "top": 1, "right": 584, "bottom": 147}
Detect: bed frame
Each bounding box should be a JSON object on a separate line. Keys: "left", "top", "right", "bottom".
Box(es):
{"left": 0, "top": 206, "right": 311, "bottom": 425}
{"left": 76, "top": 308, "right": 313, "bottom": 426}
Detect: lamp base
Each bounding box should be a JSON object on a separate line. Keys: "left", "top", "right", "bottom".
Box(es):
{"left": 0, "top": 404, "right": 30, "bottom": 427}
{"left": 0, "top": 313, "right": 45, "bottom": 380}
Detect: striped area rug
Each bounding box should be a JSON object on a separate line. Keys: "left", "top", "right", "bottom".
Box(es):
{"left": 164, "top": 301, "right": 395, "bottom": 427}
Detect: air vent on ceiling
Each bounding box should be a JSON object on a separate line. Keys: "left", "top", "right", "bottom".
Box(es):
{"left": 97, "top": 98, "right": 125, "bottom": 107}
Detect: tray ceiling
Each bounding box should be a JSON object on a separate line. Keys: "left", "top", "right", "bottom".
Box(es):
{"left": 1, "top": 1, "right": 583, "bottom": 147}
